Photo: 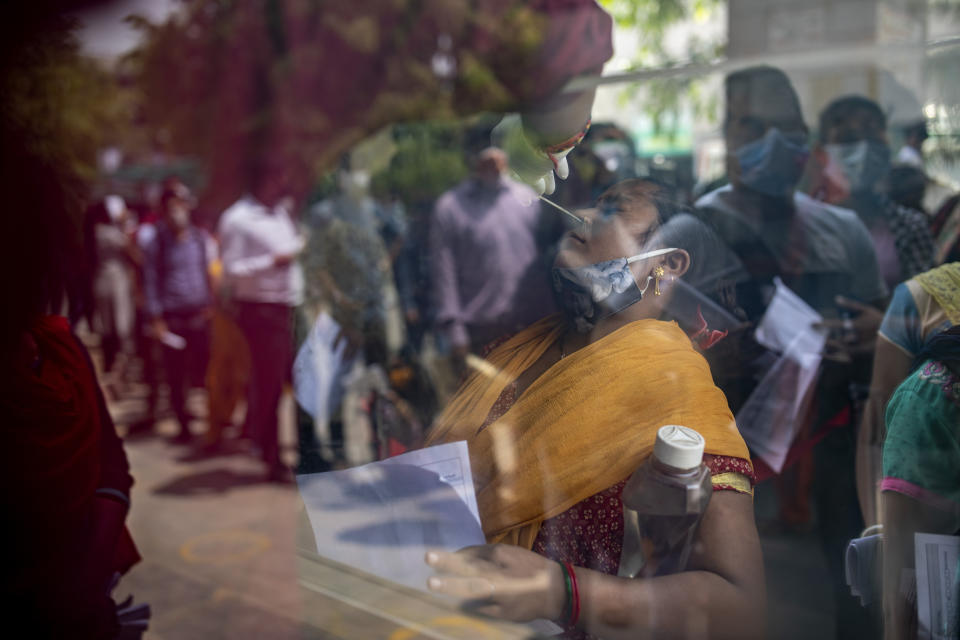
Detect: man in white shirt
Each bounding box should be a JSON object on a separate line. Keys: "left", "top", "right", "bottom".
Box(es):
{"left": 218, "top": 173, "right": 303, "bottom": 482}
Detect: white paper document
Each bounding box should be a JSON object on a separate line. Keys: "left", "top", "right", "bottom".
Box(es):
{"left": 915, "top": 533, "right": 959, "bottom": 640}
{"left": 296, "top": 441, "right": 484, "bottom": 593}
{"left": 736, "top": 278, "right": 827, "bottom": 473}
{"left": 293, "top": 311, "right": 354, "bottom": 422}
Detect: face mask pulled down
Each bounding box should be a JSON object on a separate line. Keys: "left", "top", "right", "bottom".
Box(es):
{"left": 552, "top": 247, "right": 677, "bottom": 333}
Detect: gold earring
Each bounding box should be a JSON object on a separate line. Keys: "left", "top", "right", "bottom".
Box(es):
{"left": 653, "top": 265, "right": 665, "bottom": 296}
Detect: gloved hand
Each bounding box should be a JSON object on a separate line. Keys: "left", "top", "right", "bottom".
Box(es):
{"left": 491, "top": 114, "right": 579, "bottom": 196}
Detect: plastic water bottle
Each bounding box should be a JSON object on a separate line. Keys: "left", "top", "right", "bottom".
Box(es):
{"left": 618, "top": 425, "right": 712, "bottom": 579}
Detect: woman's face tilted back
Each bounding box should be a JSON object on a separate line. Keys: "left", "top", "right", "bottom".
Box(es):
{"left": 553, "top": 194, "right": 660, "bottom": 272}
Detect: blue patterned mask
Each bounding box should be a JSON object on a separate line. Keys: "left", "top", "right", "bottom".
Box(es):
{"left": 552, "top": 247, "right": 677, "bottom": 333}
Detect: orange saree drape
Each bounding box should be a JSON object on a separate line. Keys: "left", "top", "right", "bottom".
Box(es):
{"left": 427, "top": 314, "right": 750, "bottom": 549}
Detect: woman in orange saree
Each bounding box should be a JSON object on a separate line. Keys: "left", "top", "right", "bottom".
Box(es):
{"left": 425, "top": 180, "right": 764, "bottom": 639}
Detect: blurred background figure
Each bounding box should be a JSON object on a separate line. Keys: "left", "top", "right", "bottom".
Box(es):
{"left": 896, "top": 119, "right": 929, "bottom": 169}
{"left": 811, "top": 95, "right": 935, "bottom": 290}
{"left": 86, "top": 195, "right": 137, "bottom": 396}
{"left": 299, "top": 160, "right": 395, "bottom": 468}
{"left": 142, "top": 185, "right": 214, "bottom": 442}
{"left": 218, "top": 160, "right": 304, "bottom": 482}
{"left": 552, "top": 122, "right": 639, "bottom": 211}
{"left": 204, "top": 254, "right": 252, "bottom": 451}
{"left": 429, "top": 146, "right": 556, "bottom": 379}
{"left": 888, "top": 164, "right": 929, "bottom": 215}
{"left": 696, "top": 66, "right": 887, "bottom": 408}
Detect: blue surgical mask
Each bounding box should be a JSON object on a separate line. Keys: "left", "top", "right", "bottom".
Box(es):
{"left": 824, "top": 140, "right": 890, "bottom": 195}
{"left": 552, "top": 247, "right": 678, "bottom": 333}
{"left": 734, "top": 127, "right": 809, "bottom": 197}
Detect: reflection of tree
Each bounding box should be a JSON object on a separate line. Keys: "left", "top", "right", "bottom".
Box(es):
{"left": 925, "top": 48, "right": 960, "bottom": 166}
{"left": 926, "top": 1, "right": 960, "bottom": 167}
{"left": 0, "top": 6, "right": 124, "bottom": 334}
{"left": 125, "top": 1, "right": 556, "bottom": 214}
{"left": 371, "top": 124, "right": 468, "bottom": 214}
{"left": 601, "top": 0, "right": 724, "bottom": 139}
{"left": 4, "top": 16, "right": 120, "bottom": 184}
{"left": 931, "top": 0, "right": 960, "bottom": 18}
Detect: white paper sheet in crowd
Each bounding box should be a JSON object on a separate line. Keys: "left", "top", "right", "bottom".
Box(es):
{"left": 296, "top": 441, "right": 484, "bottom": 593}
{"left": 293, "top": 310, "right": 353, "bottom": 423}
{"left": 736, "top": 277, "right": 827, "bottom": 473}
{"left": 915, "top": 533, "right": 959, "bottom": 640}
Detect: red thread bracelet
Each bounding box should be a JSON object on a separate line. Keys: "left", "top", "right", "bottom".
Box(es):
{"left": 563, "top": 561, "right": 581, "bottom": 628}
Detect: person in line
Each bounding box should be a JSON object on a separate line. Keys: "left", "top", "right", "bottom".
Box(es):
{"left": 299, "top": 162, "right": 395, "bottom": 468}
{"left": 143, "top": 186, "right": 215, "bottom": 442}
{"left": 694, "top": 67, "right": 888, "bottom": 639}
{"left": 218, "top": 160, "right": 304, "bottom": 482}
{"left": 695, "top": 68, "right": 888, "bottom": 411}
{"left": 86, "top": 195, "right": 137, "bottom": 395}
{"left": 430, "top": 147, "right": 556, "bottom": 375}
{"left": 880, "top": 325, "right": 960, "bottom": 640}
{"left": 811, "top": 95, "right": 935, "bottom": 290}
{"left": 204, "top": 254, "right": 252, "bottom": 451}
{"left": 425, "top": 179, "right": 764, "bottom": 639}
{"left": 856, "top": 261, "right": 960, "bottom": 526}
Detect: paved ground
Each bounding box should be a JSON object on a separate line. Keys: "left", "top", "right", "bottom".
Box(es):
{"left": 110, "top": 386, "right": 312, "bottom": 640}
{"left": 103, "top": 375, "right": 838, "bottom": 639}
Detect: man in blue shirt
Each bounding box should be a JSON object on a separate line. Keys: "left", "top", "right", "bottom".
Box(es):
{"left": 143, "top": 186, "right": 214, "bottom": 442}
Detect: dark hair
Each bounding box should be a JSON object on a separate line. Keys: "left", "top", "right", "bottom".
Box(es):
{"left": 913, "top": 325, "right": 960, "bottom": 376}
{"left": 160, "top": 187, "right": 187, "bottom": 213}
{"left": 817, "top": 95, "right": 886, "bottom": 143}
{"left": 595, "top": 178, "right": 684, "bottom": 223}
{"left": 888, "top": 164, "right": 927, "bottom": 212}
{"left": 902, "top": 120, "right": 928, "bottom": 142}
{"left": 723, "top": 66, "right": 805, "bottom": 132}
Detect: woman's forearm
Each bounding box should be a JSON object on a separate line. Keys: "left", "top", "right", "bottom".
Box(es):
{"left": 576, "top": 568, "right": 764, "bottom": 640}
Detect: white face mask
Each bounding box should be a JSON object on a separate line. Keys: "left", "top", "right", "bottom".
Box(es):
{"left": 552, "top": 247, "right": 678, "bottom": 333}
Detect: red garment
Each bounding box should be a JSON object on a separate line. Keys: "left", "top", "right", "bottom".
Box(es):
{"left": 1, "top": 315, "right": 139, "bottom": 635}
{"left": 1, "top": 315, "right": 102, "bottom": 534}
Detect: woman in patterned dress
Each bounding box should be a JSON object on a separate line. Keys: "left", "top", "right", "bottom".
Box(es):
{"left": 424, "top": 180, "right": 764, "bottom": 639}
{"left": 880, "top": 326, "right": 960, "bottom": 640}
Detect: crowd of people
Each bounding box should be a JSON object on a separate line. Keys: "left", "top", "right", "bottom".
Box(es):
{"left": 69, "top": 63, "right": 960, "bottom": 639}
{"left": 3, "top": 0, "right": 959, "bottom": 635}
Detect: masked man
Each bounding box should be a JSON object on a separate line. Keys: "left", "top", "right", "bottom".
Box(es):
{"left": 430, "top": 147, "right": 556, "bottom": 376}
{"left": 695, "top": 66, "right": 887, "bottom": 640}
{"left": 811, "top": 95, "right": 934, "bottom": 290}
